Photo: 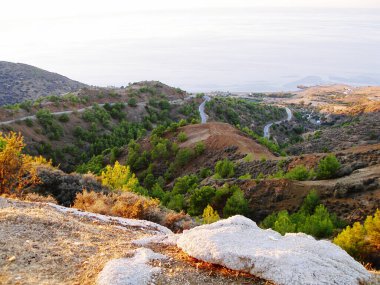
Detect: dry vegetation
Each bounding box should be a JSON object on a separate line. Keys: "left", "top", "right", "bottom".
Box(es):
{"left": 74, "top": 190, "right": 195, "bottom": 232}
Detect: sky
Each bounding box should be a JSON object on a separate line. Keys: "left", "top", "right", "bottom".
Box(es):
{"left": 1, "top": 0, "right": 380, "bottom": 91}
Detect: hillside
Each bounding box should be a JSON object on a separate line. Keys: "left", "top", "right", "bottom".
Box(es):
{"left": 0, "top": 61, "right": 87, "bottom": 105}
{"left": 1, "top": 81, "right": 380, "bottom": 280}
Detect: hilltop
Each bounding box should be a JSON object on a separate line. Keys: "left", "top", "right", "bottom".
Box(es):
{"left": 0, "top": 61, "right": 87, "bottom": 105}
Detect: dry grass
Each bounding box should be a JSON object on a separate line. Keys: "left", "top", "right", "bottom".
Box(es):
{"left": 0, "top": 198, "right": 151, "bottom": 285}
{"left": 73, "top": 190, "right": 195, "bottom": 231}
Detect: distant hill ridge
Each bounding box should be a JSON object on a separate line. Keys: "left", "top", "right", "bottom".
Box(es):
{"left": 0, "top": 61, "right": 87, "bottom": 105}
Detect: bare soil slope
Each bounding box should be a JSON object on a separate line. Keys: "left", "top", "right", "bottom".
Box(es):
{"left": 179, "top": 122, "right": 276, "bottom": 159}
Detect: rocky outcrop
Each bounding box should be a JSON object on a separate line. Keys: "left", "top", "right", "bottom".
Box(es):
{"left": 177, "top": 216, "right": 372, "bottom": 285}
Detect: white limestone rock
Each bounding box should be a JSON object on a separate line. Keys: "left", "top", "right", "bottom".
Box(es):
{"left": 177, "top": 215, "right": 371, "bottom": 285}
{"left": 97, "top": 248, "right": 167, "bottom": 285}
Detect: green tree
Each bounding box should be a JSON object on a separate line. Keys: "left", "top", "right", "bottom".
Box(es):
{"left": 317, "top": 154, "right": 341, "bottom": 179}
{"left": 177, "top": 131, "right": 188, "bottom": 142}
{"left": 188, "top": 186, "right": 216, "bottom": 216}
{"left": 223, "top": 189, "right": 248, "bottom": 217}
{"left": 166, "top": 194, "right": 185, "bottom": 212}
{"left": 172, "top": 175, "right": 198, "bottom": 195}
{"left": 215, "top": 158, "right": 235, "bottom": 179}
{"left": 285, "top": 165, "right": 312, "bottom": 181}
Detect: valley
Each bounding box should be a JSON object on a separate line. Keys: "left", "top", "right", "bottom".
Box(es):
{"left": 1, "top": 74, "right": 379, "bottom": 284}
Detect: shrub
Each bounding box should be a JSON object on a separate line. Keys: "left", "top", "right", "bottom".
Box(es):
{"left": 151, "top": 183, "right": 165, "bottom": 200}
{"left": 143, "top": 173, "right": 156, "bottom": 190}
{"left": 215, "top": 159, "right": 235, "bottom": 179}
{"left": 128, "top": 98, "right": 137, "bottom": 107}
{"left": 0, "top": 132, "right": 48, "bottom": 194}
{"left": 58, "top": 113, "right": 70, "bottom": 123}
{"left": 285, "top": 165, "right": 312, "bottom": 181}
{"left": 199, "top": 167, "right": 212, "bottom": 179}
{"left": 202, "top": 205, "right": 220, "bottom": 224}
{"left": 177, "top": 132, "right": 188, "bottom": 142}
{"left": 76, "top": 155, "right": 104, "bottom": 175}
{"left": 243, "top": 153, "right": 254, "bottom": 162}
{"left": 174, "top": 148, "right": 193, "bottom": 167}
{"left": 101, "top": 161, "right": 139, "bottom": 192}
{"left": 188, "top": 186, "right": 216, "bottom": 216}
{"left": 317, "top": 154, "right": 341, "bottom": 179}
{"left": 238, "top": 173, "right": 252, "bottom": 180}
{"left": 74, "top": 190, "right": 160, "bottom": 221}
{"left": 25, "top": 118, "right": 33, "bottom": 127}
{"left": 223, "top": 189, "right": 248, "bottom": 217}
{"left": 194, "top": 142, "right": 206, "bottom": 156}
{"left": 166, "top": 193, "right": 185, "bottom": 212}
{"left": 273, "top": 210, "right": 297, "bottom": 235}
{"left": 300, "top": 189, "right": 320, "bottom": 214}
{"left": 334, "top": 209, "right": 379, "bottom": 264}
{"left": 172, "top": 175, "right": 198, "bottom": 195}
{"left": 261, "top": 191, "right": 342, "bottom": 239}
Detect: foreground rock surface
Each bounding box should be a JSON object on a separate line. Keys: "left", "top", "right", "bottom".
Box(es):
{"left": 97, "top": 248, "right": 167, "bottom": 285}
{"left": 177, "top": 215, "right": 371, "bottom": 285}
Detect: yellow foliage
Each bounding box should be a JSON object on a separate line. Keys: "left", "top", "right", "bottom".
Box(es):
{"left": 100, "top": 161, "right": 138, "bottom": 191}
{"left": 0, "top": 132, "right": 50, "bottom": 195}
{"left": 202, "top": 204, "right": 220, "bottom": 224}
{"left": 334, "top": 209, "right": 380, "bottom": 261}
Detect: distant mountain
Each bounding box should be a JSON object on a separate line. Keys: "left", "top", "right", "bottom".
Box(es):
{"left": 282, "top": 76, "right": 329, "bottom": 90}
{"left": 0, "top": 61, "right": 87, "bottom": 105}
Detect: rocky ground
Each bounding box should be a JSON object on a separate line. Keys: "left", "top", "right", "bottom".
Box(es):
{"left": 0, "top": 198, "right": 269, "bottom": 285}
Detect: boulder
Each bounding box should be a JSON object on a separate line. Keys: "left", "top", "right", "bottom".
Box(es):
{"left": 177, "top": 215, "right": 371, "bottom": 285}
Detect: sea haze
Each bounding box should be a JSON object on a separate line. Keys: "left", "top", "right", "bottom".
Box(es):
{"left": 1, "top": 5, "right": 379, "bottom": 91}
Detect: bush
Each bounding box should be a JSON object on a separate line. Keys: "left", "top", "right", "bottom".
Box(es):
{"left": 238, "top": 173, "right": 252, "bottom": 180}
{"left": 177, "top": 132, "right": 188, "bottom": 142}
{"left": 188, "top": 186, "right": 216, "bottom": 216}
{"left": 285, "top": 165, "right": 312, "bottom": 181}
{"left": 172, "top": 175, "right": 198, "bottom": 195}
{"left": 194, "top": 142, "right": 206, "bottom": 156}
{"left": 0, "top": 132, "right": 49, "bottom": 195}
{"left": 174, "top": 148, "right": 194, "bottom": 167}
{"left": 25, "top": 118, "right": 34, "bottom": 127}
{"left": 243, "top": 153, "right": 254, "bottom": 162}
{"left": 202, "top": 205, "right": 220, "bottom": 224}
{"left": 58, "top": 113, "right": 70, "bottom": 123}
{"left": 317, "top": 154, "right": 340, "bottom": 179}
{"left": 166, "top": 194, "right": 185, "bottom": 212}
{"left": 223, "top": 189, "right": 248, "bottom": 217}
{"left": 128, "top": 97, "right": 137, "bottom": 107}
{"left": 215, "top": 159, "right": 235, "bottom": 179}
{"left": 101, "top": 161, "right": 139, "bottom": 192}
{"left": 261, "top": 191, "right": 342, "bottom": 239}
{"left": 199, "top": 167, "right": 212, "bottom": 179}
{"left": 334, "top": 209, "right": 379, "bottom": 265}
{"left": 74, "top": 190, "right": 160, "bottom": 221}
{"left": 76, "top": 155, "right": 104, "bottom": 174}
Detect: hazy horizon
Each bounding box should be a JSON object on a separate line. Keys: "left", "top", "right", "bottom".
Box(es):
{"left": 1, "top": 1, "right": 380, "bottom": 92}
